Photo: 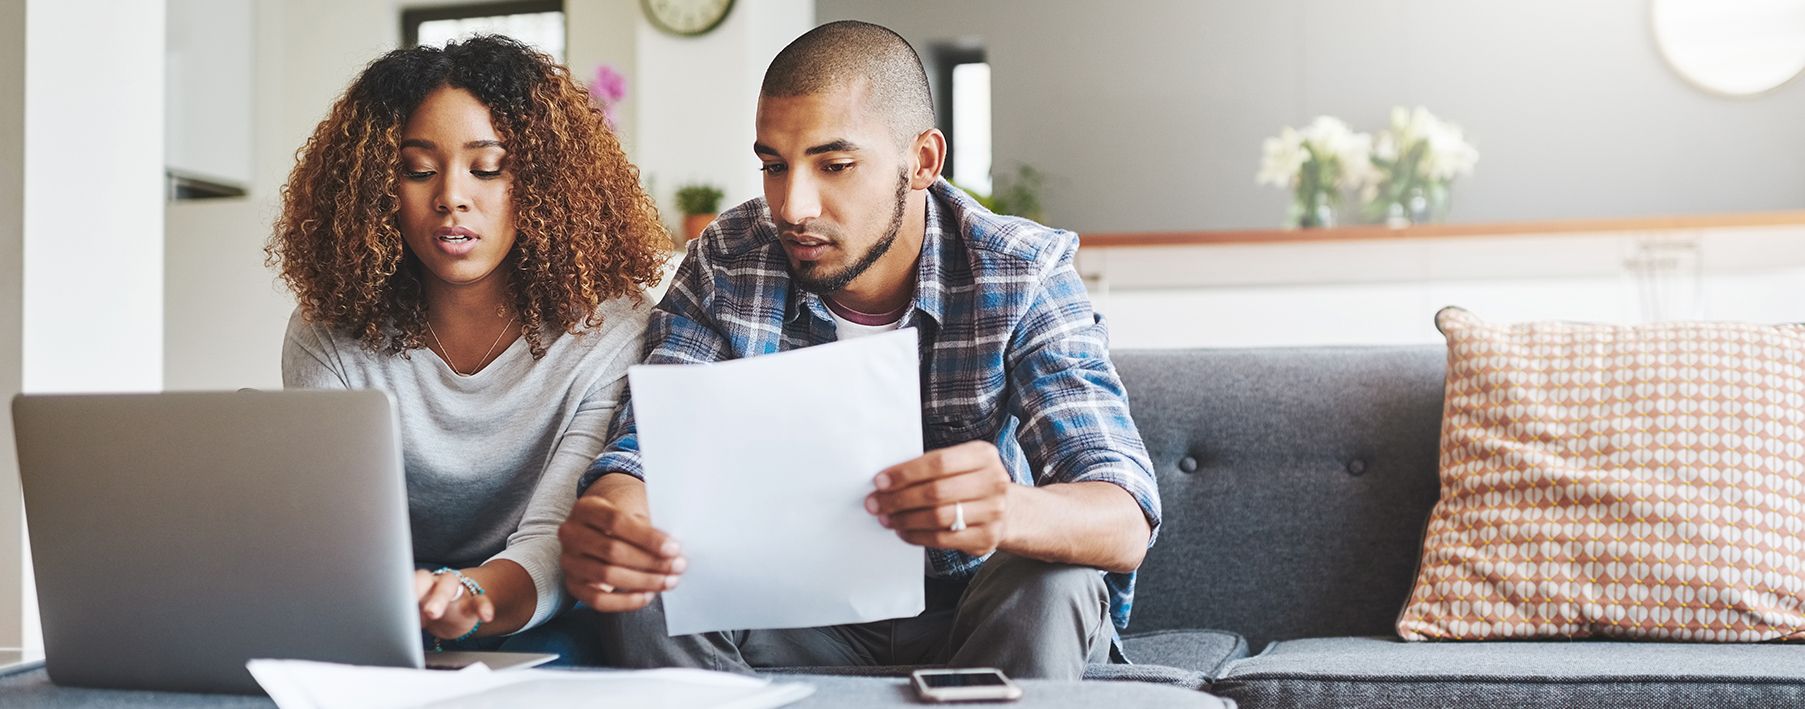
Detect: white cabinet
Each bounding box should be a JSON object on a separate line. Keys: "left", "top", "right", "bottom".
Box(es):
{"left": 165, "top": 0, "right": 254, "bottom": 193}
{"left": 1079, "top": 224, "right": 1805, "bottom": 349}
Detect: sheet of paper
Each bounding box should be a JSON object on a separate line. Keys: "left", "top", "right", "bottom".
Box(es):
{"left": 246, "top": 660, "right": 815, "bottom": 709}
{"left": 630, "top": 328, "right": 926, "bottom": 636}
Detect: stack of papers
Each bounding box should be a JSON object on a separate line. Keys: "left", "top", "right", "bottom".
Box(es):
{"left": 247, "top": 660, "right": 814, "bottom": 709}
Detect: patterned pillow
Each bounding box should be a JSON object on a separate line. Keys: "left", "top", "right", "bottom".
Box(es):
{"left": 1397, "top": 307, "right": 1805, "bottom": 641}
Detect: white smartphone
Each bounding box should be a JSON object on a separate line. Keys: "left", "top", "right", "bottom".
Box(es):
{"left": 910, "top": 667, "right": 1023, "bottom": 703}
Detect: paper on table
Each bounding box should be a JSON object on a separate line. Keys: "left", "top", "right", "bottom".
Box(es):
{"left": 629, "top": 328, "right": 926, "bottom": 636}
{"left": 246, "top": 659, "right": 814, "bottom": 709}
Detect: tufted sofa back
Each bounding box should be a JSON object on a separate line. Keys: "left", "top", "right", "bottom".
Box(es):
{"left": 1113, "top": 347, "right": 1448, "bottom": 649}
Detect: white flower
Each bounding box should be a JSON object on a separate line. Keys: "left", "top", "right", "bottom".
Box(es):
{"left": 1257, "top": 127, "right": 1307, "bottom": 188}
{"left": 1257, "top": 116, "right": 1376, "bottom": 191}
{"left": 1372, "top": 131, "right": 1398, "bottom": 162}
{"left": 1422, "top": 121, "right": 1479, "bottom": 181}
{"left": 1335, "top": 131, "right": 1380, "bottom": 190}
{"left": 1380, "top": 106, "right": 1478, "bottom": 183}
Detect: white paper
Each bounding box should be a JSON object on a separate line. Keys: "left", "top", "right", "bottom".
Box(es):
{"left": 630, "top": 328, "right": 927, "bottom": 636}
{"left": 246, "top": 659, "right": 814, "bottom": 709}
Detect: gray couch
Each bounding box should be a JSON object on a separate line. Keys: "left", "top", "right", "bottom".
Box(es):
{"left": 8, "top": 345, "right": 1803, "bottom": 707}
{"left": 1108, "top": 346, "right": 1805, "bottom": 707}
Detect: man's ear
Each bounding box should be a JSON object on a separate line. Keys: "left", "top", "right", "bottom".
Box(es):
{"left": 908, "top": 128, "right": 947, "bottom": 190}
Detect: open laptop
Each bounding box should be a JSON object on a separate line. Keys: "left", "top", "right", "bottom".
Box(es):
{"left": 12, "top": 390, "right": 554, "bottom": 694}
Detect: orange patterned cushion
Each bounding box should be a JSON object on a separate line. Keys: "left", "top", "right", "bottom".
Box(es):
{"left": 1397, "top": 307, "right": 1805, "bottom": 641}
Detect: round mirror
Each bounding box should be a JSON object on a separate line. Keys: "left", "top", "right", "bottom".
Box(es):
{"left": 1652, "top": 0, "right": 1805, "bottom": 96}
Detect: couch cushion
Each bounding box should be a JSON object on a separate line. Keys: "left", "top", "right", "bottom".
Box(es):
{"left": 1213, "top": 636, "right": 1805, "bottom": 708}
{"left": 1113, "top": 347, "right": 1446, "bottom": 649}
{"left": 1081, "top": 662, "right": 1211, "bottom": 690}
{"left": 1121, "top": 629, "right": 1248, "bottom": 679}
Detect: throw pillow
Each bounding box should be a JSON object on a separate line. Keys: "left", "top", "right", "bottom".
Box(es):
{"left": 1397, "top": 307, "right": 1805, "bottom": 641}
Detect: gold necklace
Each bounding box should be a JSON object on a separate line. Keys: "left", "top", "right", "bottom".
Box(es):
{"left": 425, "top": 314, "right": 518, "bottom": 376}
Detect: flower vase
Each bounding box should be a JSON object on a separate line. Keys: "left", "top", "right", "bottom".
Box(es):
{"left": 1406, "top": 185, "right": 1432, "bottom": 225}
{"left": 1384, "top": 185, "right": 1434, "bottom": 228}
{"left": 1294, "top": 189, "right": 1337, "bottom": 229}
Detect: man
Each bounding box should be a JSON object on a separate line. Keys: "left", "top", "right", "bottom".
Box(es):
{"left": 558, "top": 20, "right": 1159, "bottom": 681}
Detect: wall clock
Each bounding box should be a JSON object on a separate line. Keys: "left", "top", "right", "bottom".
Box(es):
{"left": 1652, "top": 0, "right": 1805, "bottom": 96}
{"left": 643, "top": 0, "right": 734, "bottom": 37}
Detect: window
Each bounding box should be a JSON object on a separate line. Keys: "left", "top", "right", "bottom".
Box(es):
{"left": 932, "top": 44, "right": 991, "bottom": 196}
{"left": 950, "top": 61, "right": 992, "bottom": 196}
{"left": 403, "top": 1, "right": 566, "bottom": 64}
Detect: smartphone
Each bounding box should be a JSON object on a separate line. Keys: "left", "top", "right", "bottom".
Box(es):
{"left": 910, "top": 667, "right": 1023, "bottom": 703}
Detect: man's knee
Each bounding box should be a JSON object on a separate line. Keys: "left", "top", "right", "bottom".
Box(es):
{"left": 947, "top": 553, "right": 1112, "bottom": 680}
{"left": 587, "top": 601, "right": 659, "bottom": 664}
{"left": 585, "top": 597, "right": 752, "bottom": 672}
{"left": 966, "top": 552, "right": 1109, "bottom": 617}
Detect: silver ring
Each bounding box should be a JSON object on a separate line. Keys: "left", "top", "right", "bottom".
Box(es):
{"left": 949, "top": 501, "right": 967, "bottom": 532}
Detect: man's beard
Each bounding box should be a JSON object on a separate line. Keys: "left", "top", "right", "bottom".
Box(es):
{"left": 791, "top": 170, "right": 911, "bottom": 295}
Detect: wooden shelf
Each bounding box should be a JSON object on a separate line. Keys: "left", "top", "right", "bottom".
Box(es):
{"left": 1078, "top": 211, "right": 1805, "bottom": 249}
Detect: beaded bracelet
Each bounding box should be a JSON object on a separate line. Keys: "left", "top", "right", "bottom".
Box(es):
{"left": 435, "top": 567, "right": 487, "bottom": 600}
{"left": 429, "top": 567, "right": 487, "bottom": 652}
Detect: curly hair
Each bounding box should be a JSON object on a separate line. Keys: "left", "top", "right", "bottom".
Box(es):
{"left": 267, "top": 35, "right": 667, "bottom": 359}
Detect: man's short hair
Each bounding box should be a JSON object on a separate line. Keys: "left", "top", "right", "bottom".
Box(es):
{"left": 761, "top": 20, "right": 935, "bottom": 147}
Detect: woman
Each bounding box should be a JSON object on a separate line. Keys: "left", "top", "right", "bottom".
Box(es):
{"left": 267, "top": 35, "right": 667, "bottom": 651}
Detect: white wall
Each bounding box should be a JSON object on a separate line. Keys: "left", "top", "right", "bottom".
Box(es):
{"left": 0, "top": 0, "right": 24, "bottom": 655}
{"left": 632, "top": 0, "right": 815, "bottom": 227}
{"left": 164, "top": 0, "right": 402, "bottom": 391}
{"left": 567, "top": 0, "right": 640, "bottom": 157}
{"left": 25, "top": 2, "right": 166, "bottom": 393}
{"left": 7, "top": 0, "right": 167, "bottom": 657}
{"left": 818, "top": 0, "right": 1805, "bottom": 233}
{"left": 164, "top": 200, "right": 295, "bottom": 391}
{"left": 163, "top": 0, "right": 280, "bottom": 391}
{"left": 568, "top": 0, "right": 818, "bottom": 230}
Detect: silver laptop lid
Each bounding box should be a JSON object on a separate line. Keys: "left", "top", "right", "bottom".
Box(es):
{"left": 13, "top": 389, "right": 424, "bottom": 693}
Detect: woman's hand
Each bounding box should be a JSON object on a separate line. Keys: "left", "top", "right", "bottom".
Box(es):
{"left": 414, "top": 568, "right": 496, "bottom": 641}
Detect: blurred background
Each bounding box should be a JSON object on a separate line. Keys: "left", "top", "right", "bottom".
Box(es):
{"left": 0, "top": 0, "right": 1802, "bottom": 656}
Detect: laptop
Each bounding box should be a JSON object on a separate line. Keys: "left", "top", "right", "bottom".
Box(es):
{"left": 12, "top": 390, "right": 554, "bottom": 694}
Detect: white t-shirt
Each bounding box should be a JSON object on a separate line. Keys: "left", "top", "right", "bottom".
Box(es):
{"left": 829, "top": 308, "right": 906, "bottom": 339}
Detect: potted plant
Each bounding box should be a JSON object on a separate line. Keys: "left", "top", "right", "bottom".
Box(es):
{"left": 953, "top": 163, "right": 1046, "bottom": 223}
{"left": 674, "top": 183, "right": 725, "bottom": 243}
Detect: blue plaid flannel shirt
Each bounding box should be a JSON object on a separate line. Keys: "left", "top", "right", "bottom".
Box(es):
{"left": 581, "top": 179, "right": 1161, "bottom": 630}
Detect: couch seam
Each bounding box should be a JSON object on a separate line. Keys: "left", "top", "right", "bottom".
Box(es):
{"left": 1120, "top": 629, "right": 1241, "bottom": 641}
{"left": 1206, "top": 635, "right": 1251, "bottom": 680}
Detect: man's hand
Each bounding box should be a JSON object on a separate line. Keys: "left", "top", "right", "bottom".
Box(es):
{"left": 414, "top": 568, "right": 494, "bottom": 640}
{"left": 558, "top": 481, "right": 686, "bottom": 613}
{"left": 866, "top": 440, "right": 1013, "bottom": 556}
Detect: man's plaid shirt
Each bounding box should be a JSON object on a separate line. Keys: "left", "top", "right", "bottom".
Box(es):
{"left": 582, "top": 180, "right": 1161, "bottom": 629}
